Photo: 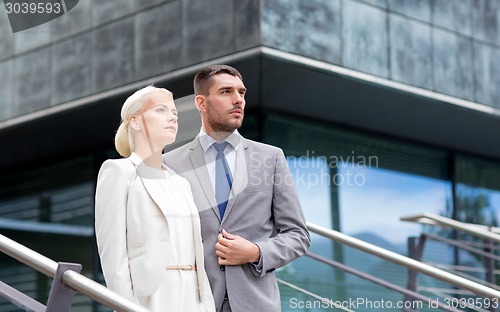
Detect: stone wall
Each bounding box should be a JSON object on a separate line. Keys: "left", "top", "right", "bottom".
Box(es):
{"left": 261, "top": 0, "right": 500, "bottom": 107}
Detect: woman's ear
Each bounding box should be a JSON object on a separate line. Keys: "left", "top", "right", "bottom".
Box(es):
{"left": 129, "top": 115, "right": 141, "bottom": 131}
{"left": 195, "top": 95, "right": 206, "bottom": 113}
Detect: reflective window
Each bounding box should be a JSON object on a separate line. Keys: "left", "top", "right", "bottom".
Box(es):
{"left": 261, "top": 113, "right": 455, "bottom": 311}
{"left": 454, "top": 155, "right": 500, "bottom": 285}
{"left": 340, "top": 166, "right": 451, "bottom": 248}
{"left": 0, "top": 156, "right": 97, "bottom": 311}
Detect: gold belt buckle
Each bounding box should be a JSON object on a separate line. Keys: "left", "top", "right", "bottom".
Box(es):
{"left": 166, "top": 265, "right": 197, "bottom": 271}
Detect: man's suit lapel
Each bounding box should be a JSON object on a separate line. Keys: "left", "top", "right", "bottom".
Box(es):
{"left": 188, "top": 137, "right": 220, "bottom": 219}
{"left": 221, "top": 138, "right": 249, "bottom": 223}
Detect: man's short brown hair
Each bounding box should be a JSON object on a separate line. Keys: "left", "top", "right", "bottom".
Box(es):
{"left": 193, "top": 65, "right": 243, "bottom": 96}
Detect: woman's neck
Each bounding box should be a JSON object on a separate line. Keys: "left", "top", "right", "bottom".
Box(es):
{"left": 134, "top": 149, "right": 163, "bottom": 170}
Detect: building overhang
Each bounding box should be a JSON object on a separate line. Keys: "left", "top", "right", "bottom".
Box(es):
{"left": 1, "top": 47, "right": 499, "bottom": 168}
{"left": 258, "top": 48, "right": 500, "bottom": 162}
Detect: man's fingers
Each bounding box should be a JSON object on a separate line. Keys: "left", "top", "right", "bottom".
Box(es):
{"left": 215, "top": 249, "right": 226, "bottom": 258}
{"left": 221, "top": 229, "right": 235, "bottom": 240}
{"left": 217, "top": 233, "right": 224, "bottom": 242}
{"left": 217, "top": 236, "right": 231, "bottom": 249}
{"left": 215, "top": 241, "right": 228, "bottom": 252}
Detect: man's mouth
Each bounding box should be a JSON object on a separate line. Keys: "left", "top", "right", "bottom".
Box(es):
{"left": 230, "top": 109, "right": 242, "bottom": 116}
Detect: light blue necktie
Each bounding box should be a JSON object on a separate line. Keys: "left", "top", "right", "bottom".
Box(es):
{"left": 213, "top": 142, "right": 233, "bottom": 219}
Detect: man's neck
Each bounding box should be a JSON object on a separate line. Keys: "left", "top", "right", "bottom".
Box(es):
{"left": 202, "top": 126, "right": 233, "bottom": 142}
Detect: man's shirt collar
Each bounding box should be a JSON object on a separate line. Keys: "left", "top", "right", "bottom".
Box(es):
{"left": 199, "top": 128, "right": 241, "bottom": 152}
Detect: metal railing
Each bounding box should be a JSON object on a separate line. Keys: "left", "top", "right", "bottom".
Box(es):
{"left": 306, "top": 221, "right": 500, "bottom": 300}
{"left": 408, "top": 232, "right": 500, "bottom": 289}
{"left": 401, "top": 212, "right": 500, "bottom": 312}
{"left": 3, "top": 218, "right": 500, "bottom": 311}
{"left": 303, "top": 251, "right": 462, "bottom": 312}
{"left": 0, "top": 233, "right": 149, "bottom": 312}
{"left": 277, "top": 278, "right": 355, "bottom": 312}
{"left": 400, "top": 213, "right": 500, "bottom": 243}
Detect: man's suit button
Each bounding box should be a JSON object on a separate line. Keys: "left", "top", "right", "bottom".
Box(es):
{"left": 220, "top": 265, "right": 225, "bottom": 271}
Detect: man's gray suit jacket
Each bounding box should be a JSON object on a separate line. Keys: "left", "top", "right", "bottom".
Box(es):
{"left": 164, "top": 135, "right": 310, "bottom": 312}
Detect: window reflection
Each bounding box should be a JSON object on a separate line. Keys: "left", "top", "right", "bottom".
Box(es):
{"left": 287, "top": 156, "right": 332, "bottom": 230}
{"left": 339, "top": 165, "right": 451, "bottom": 248}
{"left": 283, "top": 156, "right": 453, "bottom": 311}
{"left": 264, "top": 113, "right": 455, "bottom": 311}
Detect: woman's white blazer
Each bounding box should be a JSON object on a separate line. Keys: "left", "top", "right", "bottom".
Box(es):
{"left": 94, "top": 153, "right": 207, "bottom": 303}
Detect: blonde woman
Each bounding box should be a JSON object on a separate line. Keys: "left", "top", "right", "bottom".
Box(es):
{"left": 95, "top": 86, "right": 215, "bottom": 311}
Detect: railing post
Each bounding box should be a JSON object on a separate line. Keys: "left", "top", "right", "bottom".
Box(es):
{"left": 45, "top": 262, "right": 82, "bottom": 312}
{"left": 483, "top": 239, "right": 496, "bottom": 312}
{"left": 483, "top": 239, "right": 495, "bottom": 286}
{"left": 404, "top": 234, "right": 427, "bottom": 311}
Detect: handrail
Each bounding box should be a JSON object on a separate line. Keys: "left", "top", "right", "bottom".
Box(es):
{"left": 421, "top": 232, "right": 500, "bottom": 262}
{"left": 0, "top": 233, "right": 150, "bottom": 312}
{"left": 400, "top": 213, "right": 500, "bottom": 244}
{"left": 305, "top": 251, "right": 461, "bottom": 312}
{"left": 277, "top": 278, "right": 354, "bottom": 312}
{"left": 306, "top": 221, "right": 500, "bottom": 299}
{"left": 0, "top": 217, "right": 94, "bottom": 237}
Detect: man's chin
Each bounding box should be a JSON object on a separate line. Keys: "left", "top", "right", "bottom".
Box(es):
{"left": 231, "top": 117, "right": 244, "bottom": 128}
{"left": 209, "top": 118, "right": 244, "bottom": 133}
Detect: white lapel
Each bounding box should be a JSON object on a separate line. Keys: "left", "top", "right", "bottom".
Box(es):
{"left": 129, "top": 153, "right": 171, "bottom": 219}
{"left": 130, "top": 153, "right": 205, "bottom": 300}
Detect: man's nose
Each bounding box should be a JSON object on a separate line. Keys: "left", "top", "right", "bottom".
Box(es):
{"left": 233, "top": 92, "right": 243, "bottom": 104}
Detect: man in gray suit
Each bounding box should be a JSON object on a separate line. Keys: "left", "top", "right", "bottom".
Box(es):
{"left": 164, "top": 65, "right": 310, "bottom": 312}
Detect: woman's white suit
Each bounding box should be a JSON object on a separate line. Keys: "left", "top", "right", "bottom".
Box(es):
{"left": 95, "top": 153, "right": 214, "bottom": 311}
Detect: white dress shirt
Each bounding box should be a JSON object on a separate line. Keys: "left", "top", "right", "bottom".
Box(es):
{"left": 198, "top": 128, "right": 241, "bottom": 193}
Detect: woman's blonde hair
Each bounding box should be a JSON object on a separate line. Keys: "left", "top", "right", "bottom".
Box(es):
{"left": 114, "top": 86, "right": 172, "bottom": 157}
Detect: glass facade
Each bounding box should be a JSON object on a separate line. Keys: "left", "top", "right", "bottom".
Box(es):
{"left": 454, "top": 156, "right": 500, "bottom": 287}
{"left": 0, "top": 110, "right": 499, "bottom": 311}
{"left": 0, "top": 156, "right": 101, "bottom": 311}
{"left": 259, "top": 112, "right": 499, "bottom": 311}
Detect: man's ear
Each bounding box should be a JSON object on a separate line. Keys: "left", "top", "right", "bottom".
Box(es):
{"left": 195, "top": 95, "right": 206, "bottom": 113}
{"left": 129, "top": 115, "right": 140, "bottom": 131}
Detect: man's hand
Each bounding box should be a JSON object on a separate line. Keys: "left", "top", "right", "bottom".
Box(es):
{"left": 215, "top": 229, "right": 260, "bottom": 265}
